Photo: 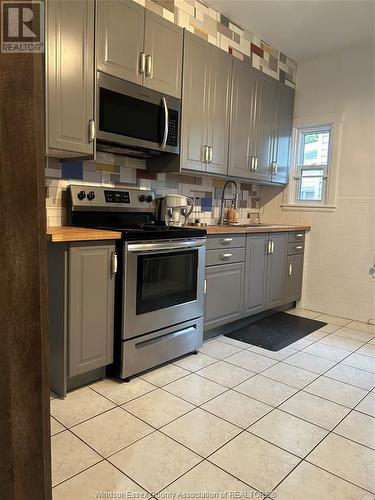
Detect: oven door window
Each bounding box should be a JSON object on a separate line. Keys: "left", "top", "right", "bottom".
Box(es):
{"left": 136, "top": 250, "right": 198, "bottom": 314}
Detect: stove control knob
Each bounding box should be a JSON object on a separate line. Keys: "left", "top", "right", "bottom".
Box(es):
{"left": 139, "top": 194, "right": 147, "bottom": 202}
{"left": 146, "top": 194, "right": 154, "bottom": 203}
{"left": 87, "top": 191, "right": 95, "bottom": 201}
{"left": 77, "top": 190, "right": 86, "bottom": 200}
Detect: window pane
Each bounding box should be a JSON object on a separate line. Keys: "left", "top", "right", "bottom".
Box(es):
{"left": 302, "top": 131, "right": 330, "bottom": 166}
{"left": 299, "top": 170, "right": 324, "bottom": 201}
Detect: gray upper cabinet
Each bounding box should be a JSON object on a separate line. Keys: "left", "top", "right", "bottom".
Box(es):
{"left": 205, "top": 262, "right": 244, "bottom": 330}
{"left": 244, "top": 234, "right": 268, "bottom": 316}
{"left": 228, "top": 59, "right": 294, "bottom": 184}
{"left": 143, "top": 12, "right": 182, "bottom": 98}
{"left": 181, "top": 32, "right": 210, "bottom": 172}
{"left": 97, "top": 0, "right": 144, "bottom": 85}
{"left": 228, "top": 58, "right": 257, "bottom": 179}
{"left": 253, "top": 73, "right": 278, "bottom": 182}
{"left": 46, "top": 0, "right": 95, "bottom": 157}
{"left": 272, "top": 84, "right": 295, "bottom": 184}
{"left": 265, "top": 232, "right": 288, "bottom": 309}
{"left": 205, "top": 45, "right": 232, "bottom": 175}
{"left": 181, "top": 31, "right": 231, "bottom": 174}
{"left": 68, "top": 242, "right": 116, "bottom": 377}
{"left": 97, "top": 0, "right": 182, "bottom": 97}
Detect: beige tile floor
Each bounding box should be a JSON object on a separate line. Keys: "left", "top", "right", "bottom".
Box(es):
{"left": 51, "top": 310, "right": 375, "bottom": 499}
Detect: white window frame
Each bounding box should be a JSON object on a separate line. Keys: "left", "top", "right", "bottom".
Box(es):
{"left": 282, "top": 113, "right": 344, "bottom": 212}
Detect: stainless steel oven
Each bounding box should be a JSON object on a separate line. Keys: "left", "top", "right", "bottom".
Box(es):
{"left": 96, "top": 72, "right": 180, "bottom": 157}
{"left": 123, "top": 238, "right": 206, "bottom": 340}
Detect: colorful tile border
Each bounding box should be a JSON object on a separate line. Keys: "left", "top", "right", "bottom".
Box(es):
{"left": 134, "top": 0, "right": 296, "bottom": 86}
{"left": 45, "top": 157, "right": 261, "bottom": 227}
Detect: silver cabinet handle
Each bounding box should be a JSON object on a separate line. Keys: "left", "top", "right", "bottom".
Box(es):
{"left": 208, "top": 146, "right": 213, "bottom": 163}
{"left": 111, "top": 252, "right": 118, "bottom": 275}
{"left": 272, "top": 161, "right": 278, "bottom": 175}
{"left": 267, "top": 240, "right": 272, "bottom": 254}
{"left": 249, "top": 156, "right": 255, "bottom": 172}
{"left": 161, "top": 97, "right": 168, "bottom": 149}
{"left": 296, "top": 233, "right": 304, "bottom": 238}
{"left": 221, "top": 253, "right": 233, "bottom": 259}
{"left": 270, "top": 240, "right": 274, "bottom": 254}
{"left": 88, "top": 119, "right": 95, "bottom": 143}
{"left": 139, "top": 52, "right": 146, "bottom": 75}
{"left": 202, "top": 145, "right": 208, "bottom": 163}
{"left": 288, "top": 263, "right": 293, "bottom": 276}
{"left": 254, "top": 157, "right": 258, "bottom": 172}
{"left": 220, "top": 238, "right": 233, "bottom": 244}
{"left": 204, "top": 278, "right": 207, "bottom": 294}
{"left": 295, "top": 245, "right": 303, "bottom": 250}
{"left": 145, "top": 55, "right": 152, "bottom": 77}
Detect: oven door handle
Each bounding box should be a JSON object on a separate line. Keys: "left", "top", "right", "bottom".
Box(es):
{"left": 127, "top": 240, "right": 205, "bottom": 253}
{"left": 161, "top": 97, "right": 168, "bottom": 149}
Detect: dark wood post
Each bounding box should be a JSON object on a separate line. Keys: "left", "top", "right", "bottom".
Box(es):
{"left": 0, "top": 1, "right": 52, "bottom": 497}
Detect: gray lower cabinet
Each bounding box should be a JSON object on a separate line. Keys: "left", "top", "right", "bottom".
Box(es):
{"left": 265, "top": 232, "right": 288, "bottom": 309}
{"left": 285, "top": 254, "right": 304, "bottom": 302}
{"left": 48, "top": 241, "right": 116, "bottom": 397}
{"left": 205, "top": 262, "right": 244, "bottom": 330}
{"left": 46, "top": 0, "right": 95, "bottom": 157}
{"left": 244, "top": 234, "right": 268, "bottom": 315}
{"left": 97, "top": 0, "right": 182, "bottom": 98}
{"left": 181, "top": 31, "right": 231, "bottom": 174}
{"left": 205, "top": 231, "right": 302, "bottom": 331}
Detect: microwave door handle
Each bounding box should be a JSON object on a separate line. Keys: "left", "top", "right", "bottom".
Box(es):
{"left": 161, "top": 97, "right": 168, "bottom": 149}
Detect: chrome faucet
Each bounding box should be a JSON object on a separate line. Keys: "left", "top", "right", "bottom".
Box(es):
{"left": 219, "top": 180, "right": 239, "bottom": 225}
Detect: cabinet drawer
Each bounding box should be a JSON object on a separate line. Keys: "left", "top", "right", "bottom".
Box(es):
{"left": 288, "top": 231, "right": 305, "bottom": 243}
{"left": 206, "top": 247, "right": 245, "bottom": 266}
{"left": 288, "top": 242, "right": 305, "bottom": 255}
{"left": 206, "top": 234, "right": 246, "bottom": 250}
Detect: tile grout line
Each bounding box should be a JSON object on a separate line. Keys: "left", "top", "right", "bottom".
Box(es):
{"left": 51, "top": 314, "right": 375, "bottom": 493}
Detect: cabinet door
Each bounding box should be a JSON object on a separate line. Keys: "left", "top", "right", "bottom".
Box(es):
{"left": 228, "top": 59, "right": 257, "bottom": 179}
{"left": 96, "top": 0, "right": 144, "bottom": 84}
{"left": 265, "top": 232, "right": 288, "bottom": 309}
{"left": 206, "top": 46, "right": 231, "bottom": 176}
{"left": 47, "top": 0, "right": 94, "bottom": 156}
{"left": 254, "top": 73, "right": 278, "bottom": 181}
{"left": 181, "top": 32, "right": 210, "bottom": 172}
{"left": 143, "top": 11, "right": 183, "bottom": 98}
{"left": 68, "top": 243, "right": 116, "bottom": 377}
{"left": 272, "top": 84, "right": 295, "bottom": 184}
{"left": 285, "top": 253, "right": 304, "bottom": 303}
{"left": 205, "top": 263, "right": 244, "bottom": 330}
{"left": 244, "top": 234, "right": 268, "bottom": 316}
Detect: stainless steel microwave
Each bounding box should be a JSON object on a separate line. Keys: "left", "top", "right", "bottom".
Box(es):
{"left": 96, "top": 72, "right": 181, "bottom": 158}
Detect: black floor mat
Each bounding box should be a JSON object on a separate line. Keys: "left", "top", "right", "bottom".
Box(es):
{"left": 225, "top": 312, "right": 327, "bottom": 351}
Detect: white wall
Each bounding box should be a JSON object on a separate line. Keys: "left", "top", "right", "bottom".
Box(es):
{"left": 261, "top": 44, "right": 375, "bottom": 323}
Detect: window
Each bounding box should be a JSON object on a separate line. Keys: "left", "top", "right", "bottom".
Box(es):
{"left": 295, "top": 125, "right": 332, "bottom": 204}
{"left": 282, "top": 113, "right": 342, "bottom": 212}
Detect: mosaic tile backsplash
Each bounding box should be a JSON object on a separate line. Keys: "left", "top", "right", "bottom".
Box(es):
{"left": 45, "top": 155, "right": 261, "bottom": 227}
{"left": 135, "top": 0, "right": 296, "bottom": 86}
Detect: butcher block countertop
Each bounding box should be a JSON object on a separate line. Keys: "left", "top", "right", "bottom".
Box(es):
{"left": 46, "top": 226, "right": 122, "bottom": 243}
{"left": 195, "top": 224, "right": 311, "bottom": 235}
